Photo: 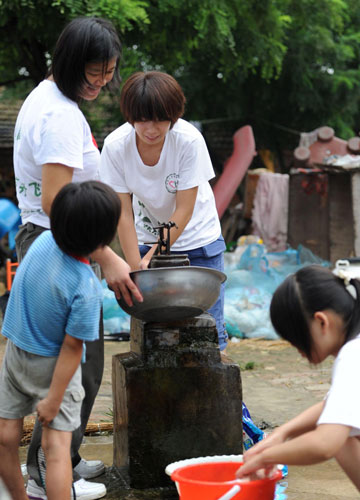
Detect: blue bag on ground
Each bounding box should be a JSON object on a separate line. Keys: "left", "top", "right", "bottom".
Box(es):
{"left": 242, "top": 401, "right": 288, "bottom": 482}
{"left": 224, "top": 243, "right": 330, "bottom": 339}
{"left": 242, "top": 401, "right": 265, "bottom": 450}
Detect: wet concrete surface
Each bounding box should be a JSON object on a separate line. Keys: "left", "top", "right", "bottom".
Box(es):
{"left": 0, "top": 335, "right": 359, "bottom": 498}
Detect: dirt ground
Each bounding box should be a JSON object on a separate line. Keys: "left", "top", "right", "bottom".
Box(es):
{"left": 1, "top": 335, "right": 359, "bottom": 499}
{"left": 229, "top": 337, "right": 333, "bottom": 429}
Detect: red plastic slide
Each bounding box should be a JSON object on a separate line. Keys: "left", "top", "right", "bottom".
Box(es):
{"left": 213, "top": 125, "right": 256, "bottom": 219}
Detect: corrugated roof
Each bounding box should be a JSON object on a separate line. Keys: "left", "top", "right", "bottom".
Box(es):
{"left": 0, "top": 102, "right": 22, "bottom": 149}
{"left": 0, "top": 100, "right": 114, "bottom": 150}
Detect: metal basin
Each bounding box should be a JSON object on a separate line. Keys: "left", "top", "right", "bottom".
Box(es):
{"left": 117, "top": 266, "right": 227, "bottom": 322}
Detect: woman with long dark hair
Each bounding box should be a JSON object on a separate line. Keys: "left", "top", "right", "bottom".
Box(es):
{"left": 13, "top": 17, "right": 142, "bottom": 500}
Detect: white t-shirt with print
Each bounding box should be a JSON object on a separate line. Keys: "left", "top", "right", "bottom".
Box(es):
{"left": 317, "top": 333, "right": 360, "bottom": 436}
{"left": 13, "top": 80, "right": 100, "bottom": 228}
{"left": 100, "top": 119, "right": 221, "bottom": 251}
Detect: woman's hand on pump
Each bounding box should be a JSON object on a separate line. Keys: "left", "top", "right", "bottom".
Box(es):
{"left": 139, "top": 244, "right": 159, "bottom": 270}
{"left": 139, "top": 256, "right": 151, "bottom": 270}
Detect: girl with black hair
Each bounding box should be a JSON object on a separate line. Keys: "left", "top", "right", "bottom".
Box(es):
{"left": 0, "top": 181, "right": 121, "bottom": 500}
{"left": 236, "top": 265, "right": 360, "bottom": 491}
{"left": 13, "top": 17, "right": 142, "bottom": 500}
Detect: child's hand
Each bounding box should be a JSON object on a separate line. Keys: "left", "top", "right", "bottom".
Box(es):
{"left": 36, "top": 398, "right": 60, "bottom": 427}
{"left": 235, "top": 430, "right": 285, "bottom": 478}
{"left": 236, "top": 454, "right": 276, "bottom": 479}
{"left": 243, "top": 429, "right": 285, "bottom": 461}
{"left": 102, "top": 252, "right": 143, "bottom": 305}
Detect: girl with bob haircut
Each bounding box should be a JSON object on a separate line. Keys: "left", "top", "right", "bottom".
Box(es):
{"left": 13, "top": 16, "right": 142, "bottom": 500}
{"left": 236, "top": 265, "right": 360, "bottom": 491}
{"left": 120, "top": 71, "right": 185, "bottom": 126}
{"left": 101, "top": 71, "right": 228, "bottom": 351}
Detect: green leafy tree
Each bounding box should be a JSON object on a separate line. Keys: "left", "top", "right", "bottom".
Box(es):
{"left": 0, "top": 0, "right": 290, "bottom": 89}
{"left": 245, "top": 0, "right": 360, "bottom": 144}
{"left": 175, "top": 0, "right": 360, "bottom": 148}
{"left": 1, "top": 0, "right": 360, "bottom": 154}
{"left": 124, "top": 0, "right": 290, "bottom": 83}
{"left": 0, "top": 0, "right": 148, "bottom": 86}
{"left": 120, "top": 0, "right": 360, "bottom": 148}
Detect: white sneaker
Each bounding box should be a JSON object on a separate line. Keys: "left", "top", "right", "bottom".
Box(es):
{"left": 71, "top": 479, "right": 106, "bottom": 500}
{"left": 27, "top": 478, "right": 107, "bottom": 500}
{"left": 0, "top": 479, "right": 11, "bottom": 500}
{"left": 26, "top": 479, "right": 47, "bottom": 500}
{"left": 74, "top": 458, "right": 105, "bottom": 479}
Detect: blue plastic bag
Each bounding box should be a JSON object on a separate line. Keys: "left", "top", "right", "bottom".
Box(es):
{"left": 102, "top": 280, "right": 130, "bottom": 335}
{"left": 242, "top": 402, "right": 265, "bottom": 450}
{"left": 224, "top": 244, "right": 330, "bottom": 339}
{"left": 0, "top": 199, "right": 21, "bottom": 252}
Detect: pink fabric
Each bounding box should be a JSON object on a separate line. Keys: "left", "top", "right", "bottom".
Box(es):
{"left": 252, "top": 172, "right": 289, "bottom": 252}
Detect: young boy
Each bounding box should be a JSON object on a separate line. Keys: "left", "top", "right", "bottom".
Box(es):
{"left": 0, "top": 180, "right": 121, "bottom": 500}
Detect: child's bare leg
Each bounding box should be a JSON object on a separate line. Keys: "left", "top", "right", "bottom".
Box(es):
{"left": 42, "top": 427, "right": 72, "bottom": 500}
{"left": 335, "top": 436, "right": 360, "bottom": 491}
{"left": 0, "top": 417, "right": 27, "bottom": 500}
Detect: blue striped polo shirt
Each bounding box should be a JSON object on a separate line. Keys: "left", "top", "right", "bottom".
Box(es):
{"left": 2, "top": 231, "right": 102, "bottom": 356}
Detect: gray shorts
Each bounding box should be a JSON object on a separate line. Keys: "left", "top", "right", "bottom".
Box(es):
{"left": 0, "top": 340, "right": 85, "bottom": 431}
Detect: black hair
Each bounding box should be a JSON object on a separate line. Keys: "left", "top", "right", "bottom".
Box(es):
{"left": 270, "top": 265, "right": 360, "bottom": 360}
{"left": 50, "top": 181, "right": 121, "bottom": 256}
{"left": 51, "top": 17, "right": 122, "bottom": 102}
{"left": 120, "top": 71, "right": 186, "bottom": 127}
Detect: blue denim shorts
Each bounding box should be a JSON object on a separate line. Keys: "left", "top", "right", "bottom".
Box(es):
{"left": 139, "top": 236, "right": 228, "bottom": 350}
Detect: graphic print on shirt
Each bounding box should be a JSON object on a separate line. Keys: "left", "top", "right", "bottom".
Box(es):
{"left": 165, "top": 173, "right": 179, "bottom": 193}
{"left": 137, "top": 200, "right": 161, "bottom": 236}
{"left": 15, "top": 177, "right": 41, "bottom": 198}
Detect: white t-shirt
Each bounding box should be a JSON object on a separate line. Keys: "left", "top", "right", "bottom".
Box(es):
{"left": 14, "top": 80, "right": 100, "bottom": 228}
{"left": 317, "top": 333, "right": 360, "bottom": 436}
{"left": 100, "top": 119, "right": 221, "bottom": 251}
